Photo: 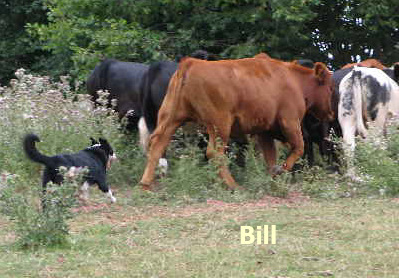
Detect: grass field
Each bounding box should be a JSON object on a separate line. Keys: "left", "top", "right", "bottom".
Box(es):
{"left": 1, "top": 70, "right": 399, "bottom": 278}
{"left": 1, "top": 187, "right": 398, "bottom": 278}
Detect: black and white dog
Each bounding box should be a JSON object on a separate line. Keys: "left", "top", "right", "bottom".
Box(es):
{"left": 23, "top": 134, "right": 117, "bottom": 203}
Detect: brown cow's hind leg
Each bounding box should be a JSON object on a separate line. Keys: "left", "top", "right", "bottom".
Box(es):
{"left": 140, "top": 121, "right": 180, "bottom": 190}
{"left": 256, "top": 134, "right": 281, "bottom": 175}
{"left": 280, "top": 119, "right": 304, "bottom": 171}
{"left": 206, "top": 125, "right": 241, "bottom": 190}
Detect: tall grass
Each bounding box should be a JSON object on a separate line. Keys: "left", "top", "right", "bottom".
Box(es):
{"left": 0, "top": 169, "right": 82, "bottom": 248}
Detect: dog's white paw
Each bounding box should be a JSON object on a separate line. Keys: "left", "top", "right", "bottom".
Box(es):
{"left": 106, "top": 190, "right": 116, "bottom": 203}
{"left": 110, "top": 196, "right": 116, "bottom": 203}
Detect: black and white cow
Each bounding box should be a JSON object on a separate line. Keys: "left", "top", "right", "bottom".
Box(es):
{"left": 87, "top": 59, "right": 149, "bottom": 131}
{"left": 338, "top": 65, "right": 399, "bottom": 153}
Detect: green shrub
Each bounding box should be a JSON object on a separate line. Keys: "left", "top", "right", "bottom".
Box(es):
{"left": 300, "top": 123, "right": 399, "bottom": 198}
{"left": 0, "top": 168, "right": 86, "bottom": 248}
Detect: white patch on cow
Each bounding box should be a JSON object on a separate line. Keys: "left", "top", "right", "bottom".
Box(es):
{"left": 338, "top": 67, "right": 399, "bottom": 161}
{"left": 158, "top": 158, "right": 168, "bottom": 175}
{"left": 138, "top": 117, "right": 150, "bottom": 153}
{"left": 126, "top": 109, "right": 135, "bottom": 117}
{"left": 106, "top": 189, "right": 116, "bottom": 203}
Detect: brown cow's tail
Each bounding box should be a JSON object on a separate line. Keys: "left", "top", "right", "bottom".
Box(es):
{"left": 151, "top": 59, "right": 193, "bottom": 140}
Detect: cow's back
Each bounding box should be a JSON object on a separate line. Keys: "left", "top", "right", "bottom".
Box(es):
{"left": 87, "top": 59, "right": 149, "bottom": 128}
{"left": 107, "top": 61, "right": 149, "bottom": 96}
{"left": 171, "top": 58, "right": 306, "bottom": 133}
{"left": 148, "top": 61, "right": 178, "bottom": 111}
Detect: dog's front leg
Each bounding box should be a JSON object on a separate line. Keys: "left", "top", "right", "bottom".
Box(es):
{"left": 98, "top": 181, "right": 116, "bottom": 203}
{"left": 106, "top": 189, "right": 116, "bottom": 203}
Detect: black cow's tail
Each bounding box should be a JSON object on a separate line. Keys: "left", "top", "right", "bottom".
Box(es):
{"left": 23, "top": 134, "right": 55, "bottom": 168}
{"left": 138, "top": 67, "right": 154, "bottom": 153}
{"left": 142, "top": 62, "right": 162, "bottom": 134}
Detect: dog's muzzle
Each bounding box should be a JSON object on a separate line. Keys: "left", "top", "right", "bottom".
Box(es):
{"left": 107, "top": 154, "right": 118, "bottom": 170}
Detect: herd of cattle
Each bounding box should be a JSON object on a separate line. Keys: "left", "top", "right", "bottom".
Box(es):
{"left": 86, "top": 51, "right": 399, "bottom": 190}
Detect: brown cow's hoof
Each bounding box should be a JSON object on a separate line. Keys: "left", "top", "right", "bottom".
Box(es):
{"left": 228, "top": 185, "right": 245, "bottom": 192}
{"left": 140, "top": 181, "right": 162, "bottom": 192}
{"left": 140, "top": 183, "right": 154, "bottom": 191}
{"left": 141, "top": 185, "right": 151, "bottom": 191}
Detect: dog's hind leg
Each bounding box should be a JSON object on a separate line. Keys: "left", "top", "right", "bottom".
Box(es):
{"left": 79, "top": 181, "right": 90, "bottom": 201}
{"left": 41, "top": 169, "right": 52, "bottom": 211}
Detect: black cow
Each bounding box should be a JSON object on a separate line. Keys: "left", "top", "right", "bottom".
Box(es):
{"left": 302, "top": 67, "right": 355, "bottom": 168}
{"left": 86, "top": 59, "right": 149, "bottom": 131}
{"left": 293, "top": 60, "right": 338, "bottom": 167}
{"left": 295, "top": 61, "right": 353, "bottom": 168}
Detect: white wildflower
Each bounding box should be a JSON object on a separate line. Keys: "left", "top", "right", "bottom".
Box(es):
{"left": 15, "top": 68, "right": 26, "bottom": 79}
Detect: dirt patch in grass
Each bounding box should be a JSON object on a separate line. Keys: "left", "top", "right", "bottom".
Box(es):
{"left": 206, "top": 191, "right": 310, "bottom": 208}
{"left": 71, "top": 191, "right": 310, "bottom": 230}
{"left": 71, "top": 203, "right": 109, "bottom": 213}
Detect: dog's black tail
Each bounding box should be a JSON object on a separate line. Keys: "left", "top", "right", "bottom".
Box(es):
{"left": 23, "top": 134, "right": 54, "bottom": 168}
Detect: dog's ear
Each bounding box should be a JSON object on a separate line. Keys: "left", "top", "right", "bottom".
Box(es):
{"left": 99, "top": 138, "right": 113, "bottom": 153}
{"left": 99, "top": 138, "right": 110, "bottom": 147}
{"left": 90, "top": 137, "right": 99, "bottom": 145}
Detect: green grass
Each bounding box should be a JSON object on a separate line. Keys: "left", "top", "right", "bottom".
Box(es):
{"left": 1, "top": 189, "right": 398, "bottom": 277}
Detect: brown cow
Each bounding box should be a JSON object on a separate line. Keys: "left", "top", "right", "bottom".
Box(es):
{"left": 140, "top": 53, "right": 334, "bottom": 190}
{"left": 341, "top": 59, "right": 386, "bottom": 70}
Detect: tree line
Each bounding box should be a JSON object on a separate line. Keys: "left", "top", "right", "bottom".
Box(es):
{"left": 1, "top": 0, "right": 398, "bottom": 85}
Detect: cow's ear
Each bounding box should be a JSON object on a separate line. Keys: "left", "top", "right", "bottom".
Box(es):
{"left": 394, "top": 64, "right": 399, "bottom": 82}
{"left": 314, "top": 62, "right": 330, "bottom": 85}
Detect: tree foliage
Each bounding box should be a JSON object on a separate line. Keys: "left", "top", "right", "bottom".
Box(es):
{"left": 308, "top": 0, "right": 399, "bottom": 67}
{"left": 0, "top": 0, "right": 48, "bottom": 84}
{"left": 1, "top": 0, "right": 398, "bottom": 84}
{"left": 27, "top": 0, "right": 166, "bottom": 82}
